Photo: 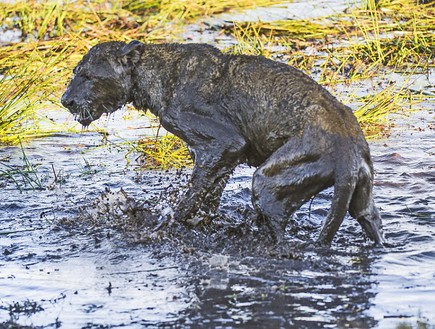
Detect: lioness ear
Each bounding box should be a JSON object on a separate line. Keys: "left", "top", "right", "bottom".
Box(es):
{"left": 118, "top": 40, "right": 144, "bottom": 64}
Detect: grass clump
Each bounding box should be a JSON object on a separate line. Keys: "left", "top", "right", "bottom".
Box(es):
{"left": 0, "top": 40, "right": 86, "bottom": 144}
{"left": 354, "top": 85, "right": 410, "bottom": 139}
{"left": 134, "top": 132, "right": 193, "bottom": 170}
{"left": 0, "top": 141, "right": 44, "bottom": 191}
{"left": 337, "top": 0, "right": 434, "bottom": 74}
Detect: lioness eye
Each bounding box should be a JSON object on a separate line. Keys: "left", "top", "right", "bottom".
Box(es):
{"left": 73, "top": 66, "right": 81, "bottom": 74}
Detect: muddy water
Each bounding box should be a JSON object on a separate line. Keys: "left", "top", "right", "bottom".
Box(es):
{"left": 1, "top": 2, "right": 435, "bottom": 328}
{"left": 1, "top": 94, "right": 434, "bottom": 328}
{"left": 0, "top": 116, "right": 196, "bottom": 327}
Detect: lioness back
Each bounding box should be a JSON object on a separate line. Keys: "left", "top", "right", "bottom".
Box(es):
{"left": 212, "top": 52, "right": 367, "bottom": 164}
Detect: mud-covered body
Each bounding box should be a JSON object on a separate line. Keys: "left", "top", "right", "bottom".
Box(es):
{"left": 62, "top": 41, "right": 384, "bottom": 248}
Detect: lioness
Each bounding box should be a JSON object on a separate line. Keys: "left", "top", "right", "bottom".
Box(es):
{"left": 61, "top": 40, "right": 385, "bottom": 248}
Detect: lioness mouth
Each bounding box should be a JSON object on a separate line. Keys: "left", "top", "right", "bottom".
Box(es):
{"left": 73, "top": 112, "right": 96, "bottom": 127}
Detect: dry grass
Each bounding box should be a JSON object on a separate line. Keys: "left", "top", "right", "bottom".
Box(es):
{"left": 1, "top": 0, "right": 432, "bottom": 167}
{"left": 135, "top": 133, "right": 193, "bottom": 170}
{"left": 227, "top": 0, "right": 433, "bottom": 137}
{"left": 0, "top": 0, "right": 286, "bottom": 148}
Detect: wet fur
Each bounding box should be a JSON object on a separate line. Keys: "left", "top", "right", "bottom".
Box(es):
{"left": 62, "top": 41, "right": 384, "bottom": 247}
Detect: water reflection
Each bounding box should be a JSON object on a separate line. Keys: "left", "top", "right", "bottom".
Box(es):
{"left": 181, "top": 250, "right": 379, "bottom": 328}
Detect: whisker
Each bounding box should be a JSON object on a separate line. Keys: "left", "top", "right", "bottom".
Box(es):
{"left": 106, "top": 113, "right": 111, "bottom": 129}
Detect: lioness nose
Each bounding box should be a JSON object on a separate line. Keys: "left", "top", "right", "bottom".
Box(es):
{"left": 61, "top": 93, "right": 75, "bottom": 109}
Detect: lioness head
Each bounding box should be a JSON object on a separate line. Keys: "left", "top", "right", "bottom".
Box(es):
{"left": 61, "top": 40, "right": 144, "bottom": 126}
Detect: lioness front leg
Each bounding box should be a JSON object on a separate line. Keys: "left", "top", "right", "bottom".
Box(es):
{"left": 175, "top": 155, "right": 238, "bottom": 224}
{"left": 160, "top": 111, "right": 247, "bottom": 224}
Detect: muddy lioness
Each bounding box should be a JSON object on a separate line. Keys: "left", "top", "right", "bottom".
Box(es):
{"left": 62, "top": 40, "right": 385, "bottom": 248}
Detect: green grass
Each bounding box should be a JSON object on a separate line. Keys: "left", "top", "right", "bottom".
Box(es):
{"left": 0, "top": 141, "right": 43, "bottom": 191}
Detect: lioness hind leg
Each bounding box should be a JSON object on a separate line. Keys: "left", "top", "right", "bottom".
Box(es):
{"left": 349, "top": 164, "right": 384, "bottom": 245}
{"left": 252, "top": 140, "right": 334, "bottom": 246}
{"left": 316, "top": 173, "right": 358, "bottom": 246}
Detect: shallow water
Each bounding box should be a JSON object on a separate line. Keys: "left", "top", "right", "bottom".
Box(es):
{"left": 1, "top": 1, "right": 435, "bottom": 328}
{"left": 1, "top": 97, "right": 434, "bottom": 328}
{"left": 0, "top": 119, "right": 196, "bottom": 328}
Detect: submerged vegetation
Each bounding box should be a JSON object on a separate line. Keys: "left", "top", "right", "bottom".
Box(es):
{"left": 0, "top": 0, "right": 433, "bottom": 165}
{"left": 0, "top": 141, "right": 43, "bottom": 192}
